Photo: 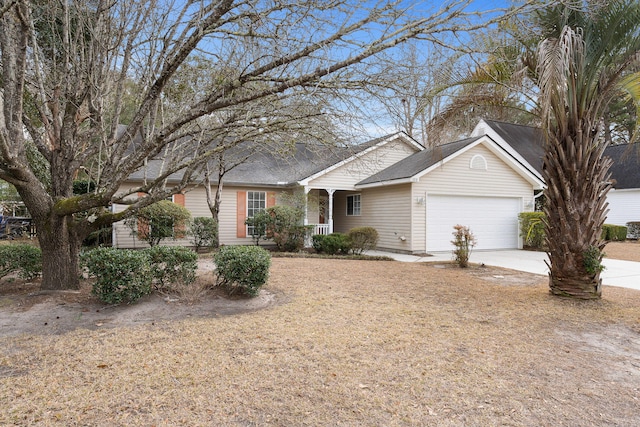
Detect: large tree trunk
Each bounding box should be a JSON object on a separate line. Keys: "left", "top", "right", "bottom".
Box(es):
{"left": 543, "top": 124, "right": 612, "bottom": 299}
{"left": 37, "top": 215, "right": 83, "bottom": 290}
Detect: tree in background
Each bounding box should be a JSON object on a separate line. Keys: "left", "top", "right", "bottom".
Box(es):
{"left": 0, "top": 0, "right": 501, "bottom": 290}
{"left": 126, "top": 201, "right": 191, "bottom": 247}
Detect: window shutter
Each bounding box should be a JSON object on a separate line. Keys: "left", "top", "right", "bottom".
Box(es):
{"left": 137, "top": 192, "right": 149, "bottom": 239}
{"left": 173, "top": 193, "right": 186, "bottom": 238}
{"left": 267, "top": 191, "right": 276, "bottom": 208}
{"left": 237, "top": 191, "right": 246, "bottom": 238}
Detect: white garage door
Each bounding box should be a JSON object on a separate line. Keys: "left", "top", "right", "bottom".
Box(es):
{"left": 426, "top": 195, "right": 521, "bottom": 251}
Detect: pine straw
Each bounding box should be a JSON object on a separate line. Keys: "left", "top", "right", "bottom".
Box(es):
{"left": 1, "top": 258, "right": 640, "bottom": 426}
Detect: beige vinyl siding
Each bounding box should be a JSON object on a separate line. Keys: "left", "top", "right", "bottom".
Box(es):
{"left": 333, "top": 184, "right": 412, "bottom": 251}
{"left": 112, "top": 190, "right": 191, "bottom": 249}
{"left": 112, "top": 184, "right": 289, "bottom": 248}
{"left": 308, "top": 139, "right": 418, "bottom": 190}
{"left": 411, "top": 143, "right": 534, "bottom": 252}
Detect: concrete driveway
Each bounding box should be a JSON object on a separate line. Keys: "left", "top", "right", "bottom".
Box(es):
{"left": 367, "top": 249, "right": 640, "bottom": 291}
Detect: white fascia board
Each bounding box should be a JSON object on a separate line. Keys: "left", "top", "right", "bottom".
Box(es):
{"left": 355, "top": 177, "right": 416, "bottom": 189}
{"left": 297, "top": 132, "right": 423, "bottom": 186}
{"left": 475, "top": 120, "right": 544, "bottom": 182}
{"left": 479, "top": 136, "right": 545, "bottom": 189}
{"left": 412, "top": 137, "right": 487, "bottom": 181}
{"left": 609, "top": 187, "right": 640, "bottom": 193}
{"left": 414, "top": 136, "right": 544, "bottom": 188}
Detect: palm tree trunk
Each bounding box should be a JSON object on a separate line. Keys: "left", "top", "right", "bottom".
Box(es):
{"left": 543, "top": 123, "right": 612, "bottom": 299}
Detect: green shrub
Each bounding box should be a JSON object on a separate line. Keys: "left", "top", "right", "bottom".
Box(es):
{"left": 214, "top": 245, "right": 271, "bottom": 297}
{"left": 81, "top": 247, "right": 153, "bottom": 304}
{"left": 265, "top": 205, "right": 308, "bottom": 251}
{"left": 245, "top": 210, "right": 272, "bottom": 245}
{"left": 519, "top": 212, "right": 546, "bottom": 249}
{"left": 451, "top": 224, "right": 476, "bottom": 268}
{"left": 312, "top": 233, "right": 351, "bottom": 255}
{"left": 601, "top": 224, "right": 627, "bottom": 241}
{"left": 189, "top": 217, "right": 218, "bottom": 251}
{"left": 125, "top": 200, "right": 191, "bottom": 246}
{"left": 312, "top": 234, "right": 327, "bottom": 252}
{"left": 347, "top": 227, "right": 379, "bottom": 255}
{"left": 583, "top": 245, "right": 606, "bottom": 276}
{"left": 0, "top": 244, "right": 42, "bottom": 281}
{"left": 144, "top": 246, "right": 198, "bottom": 291}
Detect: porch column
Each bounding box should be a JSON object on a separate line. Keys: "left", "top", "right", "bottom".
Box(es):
{"left": 327, "top": 188, "right": 335, "bottom": 234}
{"left": 303, "top": 186, "right": 310, "bottom": 226}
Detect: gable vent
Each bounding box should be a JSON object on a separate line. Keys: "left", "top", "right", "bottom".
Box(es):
{"left": 470, "top": 154, "right": 488, "bottom": 170}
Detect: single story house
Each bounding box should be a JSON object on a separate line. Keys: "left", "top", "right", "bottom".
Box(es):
{"left": 112, "top": 120, "right": 640, "bottom": 252}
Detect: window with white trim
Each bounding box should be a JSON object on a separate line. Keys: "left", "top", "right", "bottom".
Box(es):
{"left": 346, "top": 194, "right": 361, "bottom": 216}
{"left": 247, "top": 191, "right": 266, "bottom": 235}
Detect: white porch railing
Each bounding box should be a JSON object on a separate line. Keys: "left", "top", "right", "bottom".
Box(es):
{"left": 311, "top": 224, "right": 330, "bottom": 235}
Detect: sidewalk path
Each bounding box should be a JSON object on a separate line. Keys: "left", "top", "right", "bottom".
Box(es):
{"left": 367, "top": 249, "right": 640, "bottom": 291}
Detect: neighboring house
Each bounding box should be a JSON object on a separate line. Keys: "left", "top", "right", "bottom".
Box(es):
{"left": 113, "top": 119, "right": 640, "bottom": 253}
{"left": 474, "top": 119, "right": 640, "bottom": 229}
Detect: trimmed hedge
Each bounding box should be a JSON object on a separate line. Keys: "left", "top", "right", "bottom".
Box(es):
{"left": 347, "top": 227, "right": 379, "bottom": 255}
{"left": 518, "top": 212, "right": 546, "bottom": 250}
{"left": 145, "top": 246, "right": 198, "bottom": 290}
{"left": 81, "top": 247, "right": 153, "bottom": 304}
{"left": 602, "top": 224, "right": 627, "bottom": 241}
{"left": 81, "top": 246, "right": 199, "bottom": 304}
{"left": 214, "top": 245, "right": 271, "bottom": 297}
{"left": 0, "top": 244, "right": 42, "bottom": 281}
{"left": 312, "top": 233, "right": 351, "bottom": 255}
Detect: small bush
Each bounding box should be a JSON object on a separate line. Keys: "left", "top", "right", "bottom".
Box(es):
{"left": 583, "top": 245, "right": 606, "bottom": 276}
{"left": 601, "top": 224, "right": 627, "bottom": 241}
{"left": 312, "top": 234, "right": 327, "bottom": 252}
{"left": 347, "top": 227, "right": 379, "bottom": 255}
{"left": 144, "top": 246, "right": 198, "bottom": 291}
{"left": 312, "top": 233, "right": 351, "bottom": 255}
{"left": 0, "top": 244, "right": 42, "bottom": 281}
{"left": 245, "top": 210, "right": 272, "bottom": 245}
{"left": 519, "top": 212, "right": 546, "bottom": 249}
{"left": 451, "top": 224, "right": 476, "bottom": 268}
{"left": 189, "top": 217, "right": 218, "bottom": 251}
{"left": 126, "top": 200, "right": 191, "bottom": 246}
{"left": 265, "top": 205, "right": 309, "bottom": 252}
{"left": 81, "top": 247, "right": 153, "bottom": 304}
{"left": 214, "top": 245, "right": 271, "bottom": 297}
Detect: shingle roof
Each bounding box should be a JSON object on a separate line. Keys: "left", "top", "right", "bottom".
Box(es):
{"left": 482, "top": 120, "right": 545, "bottom": 175}
{"left": 357, "top": 137, "right": 482, "bottom": 185}
{"left": 483, "top": 120, "right": 640, "bottom": 190}
{"left": 601, "top": 144, "right": 640, "bottom": 190}
{"left": 127, "top": 133, "right": 406, "bottom": 186}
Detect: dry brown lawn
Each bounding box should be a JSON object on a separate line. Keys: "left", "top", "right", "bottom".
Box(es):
{"left": 1, "top": 244, "right": 640, "bottom": 426}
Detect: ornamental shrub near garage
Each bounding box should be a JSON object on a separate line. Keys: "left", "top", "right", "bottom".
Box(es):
{"left": 214, "top": 245, "right": 271, "bottom": 297}
{"left": 519, "top": 212, "right": 546, "bottom": 250}
{"left": 601, "top": 224, "right": 627, "bottom": 241}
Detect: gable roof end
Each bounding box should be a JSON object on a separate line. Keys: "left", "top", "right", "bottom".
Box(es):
{"left": 356, "top": 135, "right": 545, "bottom": 189}
{"left": 296, "top": 131, "right": 423, "bottom": 186}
